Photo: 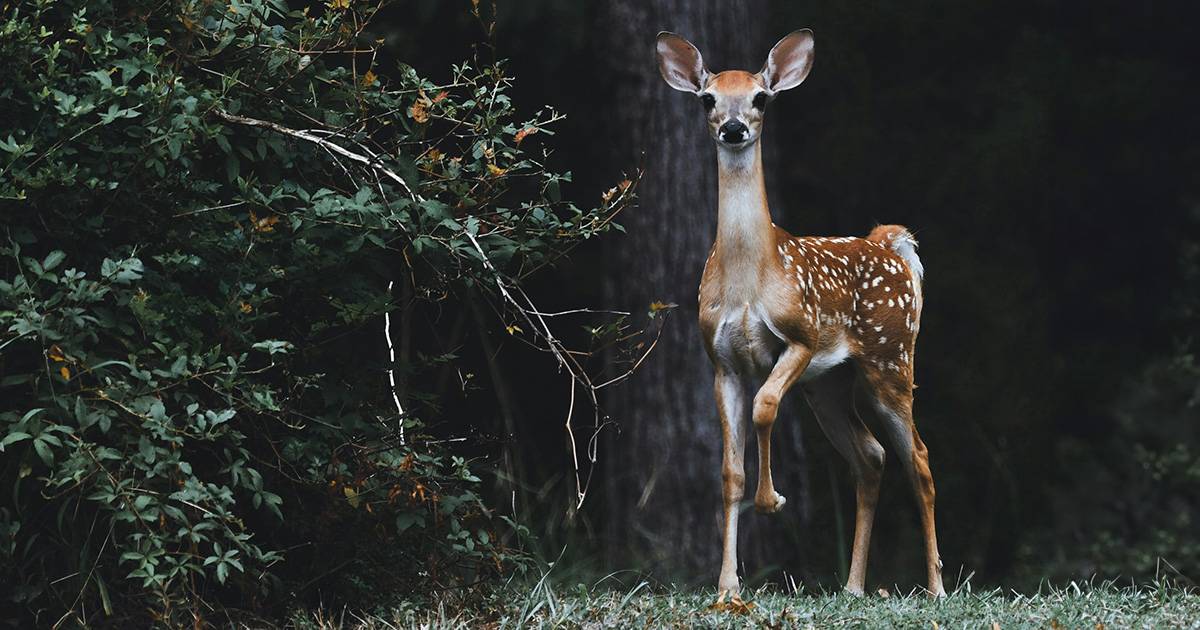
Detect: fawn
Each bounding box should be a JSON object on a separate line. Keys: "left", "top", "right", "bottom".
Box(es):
{"left": 655, "top": 29, "right": 946, "bottom": 598}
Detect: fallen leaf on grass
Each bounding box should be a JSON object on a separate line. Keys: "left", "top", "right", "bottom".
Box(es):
{"left": 708, "top": 592, "right": 754, "bottom": 615}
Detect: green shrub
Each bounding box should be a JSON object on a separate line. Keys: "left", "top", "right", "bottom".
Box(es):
{"left": 0, "top": 0, "right": 629, "bottom": 625}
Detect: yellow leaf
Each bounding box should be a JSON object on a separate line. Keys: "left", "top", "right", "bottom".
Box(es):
{"left": 239, "top": 302, "right": 253, "bottom": 314}
{"left": 328, "top": 0, "right": 350, "bottom": 9}
{"left": 343, "top": 486, "right": 360, "bottom": 508}
{"left": 48, "top": 344, "right": 66, "bottom": 362}
{"left": 59, "top": 365, "right": 71, "bottom": 380}
{"left": 361, "top": 70, "right": 376, "bottom": 87}
{"left": 505, "top": 324, "right": 522, "bottom": 335}
{"left": 487, "top": 164, "right": 506, "bottom": 177}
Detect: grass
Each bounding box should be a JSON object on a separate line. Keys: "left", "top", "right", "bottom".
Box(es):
{"left": 295, "top": 579, "right": 1200, "bottom": 629}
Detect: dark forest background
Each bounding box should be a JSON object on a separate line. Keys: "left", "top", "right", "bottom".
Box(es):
{"left": 378, "top": 0, "right": 1200, "bottom": 591}
{"left": 3, "top": 2, "right": 1198, "bottom": 624}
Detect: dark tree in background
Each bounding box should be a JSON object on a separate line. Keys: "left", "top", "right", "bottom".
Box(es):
{"left": 596, "top": 0, "right": 815, "bottom": 583}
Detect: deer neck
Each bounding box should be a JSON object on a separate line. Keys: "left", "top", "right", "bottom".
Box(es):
{"left": 713, "top": 142, "right": 775, "bottom": 294}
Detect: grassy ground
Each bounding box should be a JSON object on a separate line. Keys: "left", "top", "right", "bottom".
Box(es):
{"left": 296, "top": 580, "right": 1200, "bottom": 629}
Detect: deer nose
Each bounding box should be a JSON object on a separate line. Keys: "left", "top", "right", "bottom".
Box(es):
{"left": 719, "top": 120, "right": 748, "bottom": 143}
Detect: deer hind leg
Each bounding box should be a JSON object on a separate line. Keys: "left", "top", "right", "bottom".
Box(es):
{"left": 858, "top": 365, "right": 947, "bottom": 597}
{"left": 714, "top": 370, "right": 749, "bottom": 595}
{"left": 752, "top": 344, "right": 812, "bottom": 514}
{"left": 803, "top": 364, "right": 886, "bottom": 596}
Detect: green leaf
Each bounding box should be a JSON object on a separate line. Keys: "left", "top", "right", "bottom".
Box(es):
{"left": 396, "top": 511, "right": 425, "bottom": 533}
{"left": 42, "top": 250, "right": 66, "bottom": 271}
{"left": 0, "top": 431, "right": 32, "bottom": 451}
{"left": 33, "top": 438, "right": 54, "bottom": 466}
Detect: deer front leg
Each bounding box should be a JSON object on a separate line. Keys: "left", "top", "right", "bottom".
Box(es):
{"left": 752, "top": 344, "right": 812, "bottom": 514}
{"left": 714, "top": 370, "right": 748, "bottom": 595}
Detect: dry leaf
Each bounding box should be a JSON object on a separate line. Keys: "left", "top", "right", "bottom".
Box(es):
{"left": 48, "top": 344, "right": 66, "bottom": 362}
{"left": 248, "top": 210, "right": 279, "bottom": 233}
{"left": 361, "top": 69, "right": 376, "bottom": 87}
{"left": 239, "top": 302, "right": 253, "bottom": 314}
{"left": 408, "top": 99, "right": 429, "bottom": 123}
{"left": 877, "top": 588, "right": 890, "bottom": 598}
{"left": 514, "top": 126, "right": 538, "bottom": 145}
{"left": 328, "top": 0, "right": 350, "bottom": 9}
{"left": 487, "top": 163, "right": 506, "bottom": 177}
{"left": 708, "top": 593, "right": 754, "bottom": 615}
{"left": 602, "top": 179, "right": 633, "bottom": 204}
{"left": 59, "top": 365, "right": 71, "bottom": 380}
{"left": 505, "top": 324, "right": 523, "bottom": 335}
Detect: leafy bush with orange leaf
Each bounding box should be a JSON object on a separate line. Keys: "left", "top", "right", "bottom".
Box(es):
{"left": 0, "top": 0, "right": 631, "bottom": 625}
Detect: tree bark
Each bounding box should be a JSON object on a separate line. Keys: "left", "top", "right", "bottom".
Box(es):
{"left": 597, "top": 0, "right": 812, "bottom": 585}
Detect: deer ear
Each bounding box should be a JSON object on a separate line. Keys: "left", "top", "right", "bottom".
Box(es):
{"left": 656, "top": 32, "right": 708, "bottom": 93}
{"left": 760, "top": 29, "right": 814, "bottom": 92}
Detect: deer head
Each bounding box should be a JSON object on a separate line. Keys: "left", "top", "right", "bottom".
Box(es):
{"left": 655, "top": 30, "right": 815, "bottom": 148}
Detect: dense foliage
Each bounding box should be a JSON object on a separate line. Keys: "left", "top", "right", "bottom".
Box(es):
{"left": 0, "top": 0, "right": 630, "bottom": 625}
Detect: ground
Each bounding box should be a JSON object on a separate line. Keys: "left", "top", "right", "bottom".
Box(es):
{"left": 295, "top": 581, "right": 1200, "bottom": 629}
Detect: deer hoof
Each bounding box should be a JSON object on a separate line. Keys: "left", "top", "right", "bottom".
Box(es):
{"left": 754, "top": 491, "right": 786, "bottom": 514}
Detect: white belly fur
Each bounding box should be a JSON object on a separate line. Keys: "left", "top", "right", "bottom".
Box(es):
{"left": 712, "top": 304, "right": 850, "bottom": 380}
{"left": 797, "top": 335, "right": 851, "bottom": 382}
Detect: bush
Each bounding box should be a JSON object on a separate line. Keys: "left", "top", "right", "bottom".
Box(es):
{"left": 0, "top": 0, "right": 630, "bottom": 625}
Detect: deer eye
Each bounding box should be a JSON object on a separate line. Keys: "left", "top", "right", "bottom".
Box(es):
{"left": 752, "top": 92, "right": 768, "bottom": 110}
{"left": 700, "top": 93, "right": 716, "bottom": 111}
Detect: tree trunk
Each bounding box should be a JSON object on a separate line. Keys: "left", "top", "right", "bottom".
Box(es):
{"left": 597, "top": 0, "right": 812, "bottom": 585}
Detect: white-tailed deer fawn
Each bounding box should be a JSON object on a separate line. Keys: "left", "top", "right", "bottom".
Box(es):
{"left": 656, "top": 29, "right": 946, "bottom": 598}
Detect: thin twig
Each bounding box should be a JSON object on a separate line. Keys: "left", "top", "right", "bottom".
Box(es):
{"left": 385, "top": 280, "right": 406, "bottom": 445}
{"left": 212, "top": 109, "right": 419, "bottom": 201}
